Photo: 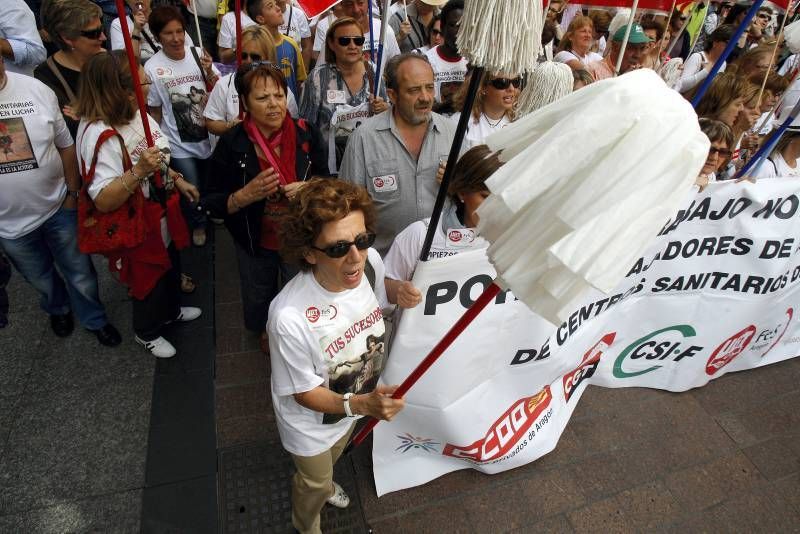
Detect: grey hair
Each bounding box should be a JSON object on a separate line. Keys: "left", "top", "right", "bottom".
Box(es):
{"left": 43, "top": 0, "right": 103, "bottom": 51}
{"left": 384, "top": 52, "right": 433, "bottom": 91}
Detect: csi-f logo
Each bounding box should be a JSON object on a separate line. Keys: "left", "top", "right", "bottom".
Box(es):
{"left": 563, "top": 332, "right": 616, "bottom": 402}
{"left": 706, "top": 325, "right": 756, "bottom": 376}
{"left": 442, "top": 387, "right": 552, "bottom": 463}
{"left": 613, "top": 325, "right": 702, "bottom": 378}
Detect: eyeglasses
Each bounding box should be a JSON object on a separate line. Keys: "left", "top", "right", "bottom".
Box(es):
{"left": 311, "top": 232, "right": 376, "bottom": 258}
{"left": 80, "top": 27, "right": 104, "bottom": 40}
{"left": 757, "top": 13, "right": 770, "bottom": 20}
{"left": 241, "top": 52, "right": 262, "bottom": 61}
{"left": 337, "top": 36, "right": 366, "bottom": 46}
{"left": 709, "top": 147, "right": 732, "bottom": 157}
{"left": 489, "top": 77, "right": 522, "bottom": 90}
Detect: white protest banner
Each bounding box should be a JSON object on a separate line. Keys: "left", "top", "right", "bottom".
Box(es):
{"left": 373, "top": 179, "right": 800, "bottom": 496}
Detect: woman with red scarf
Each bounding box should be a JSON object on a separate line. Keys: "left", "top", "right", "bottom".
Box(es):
{"left": 205, "top": 62, "right": 328, "bottom": 352}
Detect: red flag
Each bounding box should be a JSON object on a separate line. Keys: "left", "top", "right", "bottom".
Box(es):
{"left": 296, "top": 0, "right": 341, "bottom": 19}
{"left": 579, "top": 0, "right": 691, "bottom": 12}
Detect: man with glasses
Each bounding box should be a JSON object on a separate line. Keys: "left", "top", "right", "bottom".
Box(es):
{"left": 268, "top": 178, "right": 405, "bottom": 534}
{"left": 587, "top": 23, "right": 651, "bottom": 80}
{"left": 339, "top": 53, "right": 456, "bottom": 255}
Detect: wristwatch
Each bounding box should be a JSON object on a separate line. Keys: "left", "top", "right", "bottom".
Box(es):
{"left": 67, "top": 190, "right": 79, "bottom": 200}
{"left": 343, "top": 393, "right": 356, "bottom": 417}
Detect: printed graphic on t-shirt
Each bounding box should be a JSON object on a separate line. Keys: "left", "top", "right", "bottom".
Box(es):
{"left": 0, "top": 117, "right": 38, "bottom": 174}
{"left": 320, "top": 305, "right": 386, "bottom": 424}
{"left": 328, "top": 103, "right": 370, "bottom": 173}
{"left": 159, "top": 69, "right": 208, "bottom": 143}
{"left": 435, "top": 69, "right": 466, "bottom": 105}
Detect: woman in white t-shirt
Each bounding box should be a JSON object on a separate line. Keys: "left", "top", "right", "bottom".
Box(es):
{"left": 384, "top": 145, "right": 504, "bottom": 308}
{"left": 268, "top": 179, "right": 405, "bottom": 533}
{"left": 678, "top": 24, "right": 734, "bottom": 95}
{"left": 217, "top": 0, "right": 258, "bottom": 64}
{"left": 145, "top": 5, "right": 219, "bottom": 246}
{"left": 75, "top": 51, "right": 201, "bottom": 358}
{"left": 554, "top": 16, "right": 603, "bottom": 70}
{"left": 205, "top": 25, "right": 298, "bottom": 137}
{"left": 450, "top": 71, "right": 520, "bottom": 153}
{"left": 752, "top": 125, "right": 800, "bottom": 180}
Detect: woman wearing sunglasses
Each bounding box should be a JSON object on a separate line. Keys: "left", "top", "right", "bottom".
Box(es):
{"left": 34, "top": 0, "right": 108, "bottom": 139}
{"left": 205, "top": 63, "right": 328, "bottom": 353}
{"left": 268, "top": 178, "right": 405, "bottom": 534}
{"left": 299, "top": 17, "right": 388, "bottom": 175}
{"left": 450, "top": 71, "right": 521, "bottom": 153}
{"left": 412, "top": 14, "right": 444, "bottom": 55}
{"left": 204, "top": 25, "right": 299, "bottom": 137}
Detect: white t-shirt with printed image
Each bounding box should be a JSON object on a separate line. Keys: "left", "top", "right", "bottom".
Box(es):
{"left": 145, "top": 48, "right": 219, "bottom": 159}
{"left": 280, "top": 2, "right": 312, "bottom": 46}
{"left": 269, "top": 248, "right": 389, "bottom": 456}
{"left": 0, "top": 73, "right": 73, "bottom": 239}
{"left": 424, "top": 45, "right": 468, "bottom": 103}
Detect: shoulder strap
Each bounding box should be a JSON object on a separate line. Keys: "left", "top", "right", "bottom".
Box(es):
{"left": 190, "top": 46, "right": 210, "bottom": 89}
{"left": 46, "top": 56, "right": 77, "bottom": 103}
{"left": 82, "top": 128, "right": 132, "bottom": 186}
{"left": 364, "top": 254, "right": 376, "bottom": 290}
{"left": 141, "top": 28, "right": 160, "bottom": 53}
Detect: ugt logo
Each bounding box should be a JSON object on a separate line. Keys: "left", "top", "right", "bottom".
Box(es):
{"left": 613, "top": 325, "right": 702, "bottom": 378}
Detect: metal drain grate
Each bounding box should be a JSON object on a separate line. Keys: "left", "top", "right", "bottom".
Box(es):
{"left": 219, "top": 440, "right": 368, "bottom": 533}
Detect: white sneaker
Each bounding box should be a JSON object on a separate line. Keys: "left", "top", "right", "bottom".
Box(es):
{"left": 326, "top": 481, "right": 350, "bottom": 509}
{"left": 174, "top": 306, "right": 202, "bottom": 322}
{"left": 135, "top": 335, "right": 177, "bottom": 358}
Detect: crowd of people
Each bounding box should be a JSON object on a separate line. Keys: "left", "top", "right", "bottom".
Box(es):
{"left": 2, "top": 0, "right": 799, "bottom": 532}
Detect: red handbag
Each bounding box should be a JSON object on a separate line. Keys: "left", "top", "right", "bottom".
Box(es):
{"left": 77, "top": 128, "right": 147, "bottom": 255}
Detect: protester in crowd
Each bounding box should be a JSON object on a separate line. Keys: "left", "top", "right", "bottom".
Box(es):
{"left": 247, "top": 0, "right": 306, "bottom": 96}
{"left": 546, "top": 0, "right": 566, "bottom": 43}
{"left": 340, "top": 53, "right": 457, "bottom": 255}
{"left": 269, "top": 178, "right": 405, "bottom": 534}
{"left": 640, "top": 19, "right": 666, "bottom": 70}
{"left": 91, "top": 0, "right": 118, "bottom": 47}
{"left": 277, "top": 0, "right": 312, "bottom": 69}
{"left": 75, "top": 51, "right": 201, "bottom": 357}
{"left": 727, "top": 81, "right": 762, "bottom": 175}
{"left": 696, "top": 117, "right": 733, "bottom": 190}
{"left": 181, "top": 0, "right": 218, "bottom": 59}
{"left": 204, "top": 63, "right": 327, "bottom": 353}
{"left": 752, "top": 123, "right": 800, "bottom": 179}
{"left": 587, "top": 23, "right": 650, "bottom": 81}
{"left": 691, "top": 0, "right": 722, "bottom": 55}
{"left": 217, "top": 0, "right": 257, "bottom": 64}
{"left": 693, "top": 72, "right": 749, "bottom": 127}
{"left": 205, "top": 25, "right": 299, "bottom": 136}
{"left": 299, "top": 17, "right": 388, "bottom": 175}
{"left": 316, "top": 0, "right": 401, "bottom": 69}
{"left": 384, "top": 145, "right": 503, "bottom": 306}
{"left": 0, "top": 55, "right": 121, "bottom": 346}
{"left": 1, "top": 0, "right": 47, "bottom": 76}
{"left": 588, "top": 9, "right": 612, "bottom": 55}
{"left": 678, "top": 24, "right": 734, "bottom": 95}
{"left": 389, "top": 0, "right": 441, "bottom": 54}
{"left": 111, "top": 0, "right": 176, "bottom": 64}
{"left": 667, "top": 9, "right": 691, "bottom": 60}
{"left": 749, "top": 70, "right": 788, "bottom": 136}
{"left": 451, "top": 70, "right": 520, "bottom": 152}
{"left": 412, "top": 14, "right": 443, "bottom": 55}
{"left": 35, "top": 0, "right": 107, "bottom": 138}
{"left": 424, "top": 0, "right": 466, "bottom": 114}
{"left": 145, "top": 5, "right": 218, "bottom": 247}
{"left": 539, "top": 19, "right": 558, "bottom": 63}
{"left": 311, "top": 4, "right": 344, "bottom": 64}
{"left": 745, "top": 6, "right": 772, "bottom": 49}
{"left": 731, "top": 45, "right": 775, "bottom": 80}
{"left": 573, "top": 68, "right": 594, "bottom": 90}
{"left": 554, "top": 16, "right": 602, "bottom": 70}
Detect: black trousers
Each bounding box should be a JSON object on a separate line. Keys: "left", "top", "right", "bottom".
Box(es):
{"left": 132, "top": 244, "right": 181, "bottom": 341}
{"left": 235, "top": 243, "right": 297, "bottom": 333}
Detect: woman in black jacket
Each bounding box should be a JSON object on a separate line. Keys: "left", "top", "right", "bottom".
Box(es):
{"left": 205, "top": 62, "right": 328, "bottom": 352}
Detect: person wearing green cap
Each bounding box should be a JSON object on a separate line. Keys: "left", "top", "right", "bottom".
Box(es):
{"left": 587, "top": 23, "right": 651, "bottom": 81}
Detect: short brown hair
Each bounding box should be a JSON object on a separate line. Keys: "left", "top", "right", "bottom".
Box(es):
{"left": 698, "top": 118, "right": 734, "bottom": 148}
{"left": 692, "top": 72, "right": 751, "bottom": 122}
{"left": 280, "top": 179, "right": 377, "bottom": 270}
{"left": 448, "top": 145, "right": 503, "bottom": 202}
{"left": 43, "top": 0, "right": 102, "bottom": 51}
{"left": 75, "top": 51, "right": 137, "bottom": 126}
{"left": 325, "top": 17, "right": 362, "bottom": 64}
{"left": 148, "top": 5, "right": 186, "bottom": 39}
{"left": 385, "top": 53, "right": 432, "bottom": 91}
{"left": 234, "top": 62, "right": 288, "bottom": 102}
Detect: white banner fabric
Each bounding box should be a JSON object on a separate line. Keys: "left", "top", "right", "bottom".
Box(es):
{"left": 373, "top": 179, "right": 800, "bottom": 496}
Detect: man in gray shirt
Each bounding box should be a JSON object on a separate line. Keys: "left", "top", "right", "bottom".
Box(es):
{"left": 339, "top": 52, "right": 456, "bottom": 255}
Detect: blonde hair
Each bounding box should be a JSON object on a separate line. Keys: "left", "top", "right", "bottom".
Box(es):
{"left": 75, "top": 51, "right": 137, "bottom": 126}
{"left": 241, "top": 25, "right": 278, "bottom": 63}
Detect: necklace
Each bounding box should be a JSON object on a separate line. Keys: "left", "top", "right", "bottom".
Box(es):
{"left": 483, "top": 112, "right": 504, "bottom": 128}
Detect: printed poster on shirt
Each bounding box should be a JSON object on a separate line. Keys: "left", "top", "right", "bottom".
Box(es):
{"left": 328, "top": 102, "right": 371, "bottom": 174}
{"left": 312, "top": 301, "right": 387, "bottom": 424}
{"left": 156, "top": 66, "right": 209, "bottom": 143}
{"left": 373, "top": 179, "right": 800, "bottom": 496}
{"left": 0, "top": 115, "right": 38, "bottom": 174}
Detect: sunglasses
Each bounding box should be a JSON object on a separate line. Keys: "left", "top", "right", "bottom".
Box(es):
{"left": 337, "top": 36, "right": 366, "bottom": 46}
{"left": 311, "top": 232, "right": 376, "bottom": 258}
{"left": 489, "top": 77, "right": 522, "bottom": 90}
{"left": 241, "top": 52, "right": 262, "bottom": 61}
{"left": 757, "top": 13, "right": 770, "bottom": 19}
{"left": 709, "top": 147, "right": 732, "bottom": 157}
{"left": 80, "top": 27, "right": 104, "bottom": 40}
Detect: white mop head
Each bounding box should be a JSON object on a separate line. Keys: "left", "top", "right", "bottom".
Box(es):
{"left": 476, "top": 70, "right": 709, "bottom": 325}
{"left": 457, "top": 0, "right": 544, "bottom": 74}
{"left": 516, "top": 61, "right": 573, "bottom": 116}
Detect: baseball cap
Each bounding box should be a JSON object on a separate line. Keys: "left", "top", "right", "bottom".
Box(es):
{"left": 612, "top": 23, "right": 652, "bottom": 44}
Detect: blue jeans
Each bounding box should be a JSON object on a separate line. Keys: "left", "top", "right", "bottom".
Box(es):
{"left": 0, "top": 207, "right": 108, "bottom": 330}
{"left": 171, "top": 156, "right": 208, "bottom": 229}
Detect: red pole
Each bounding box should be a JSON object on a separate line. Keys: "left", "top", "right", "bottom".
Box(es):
{"left": 348, "top": 282, "right": 502, "bottom": 449}
{"left": 235, "top": 0, "right": 244, "bottom": 119}
{"left": 114, "top": 0, "right": 162, "bottom": 187}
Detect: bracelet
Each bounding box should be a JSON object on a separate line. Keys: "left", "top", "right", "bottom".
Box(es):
{"left": 343, "top": 392, "right": 355, "bottom": 417}
{"left": 119, "top": 172, "right": 136, "bottom": 194}
{"left": 130, "top": 167, "right": 144, "bottom": 181}
{"left": 229, "top": 192, "right": 242, "bottom": 210}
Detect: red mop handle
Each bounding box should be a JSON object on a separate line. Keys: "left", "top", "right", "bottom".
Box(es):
{"left": 349, "top": 282, "right": 502, "bottom": 448}
{"left": 115, "top": 0, "right": 162, "bottom": 187}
